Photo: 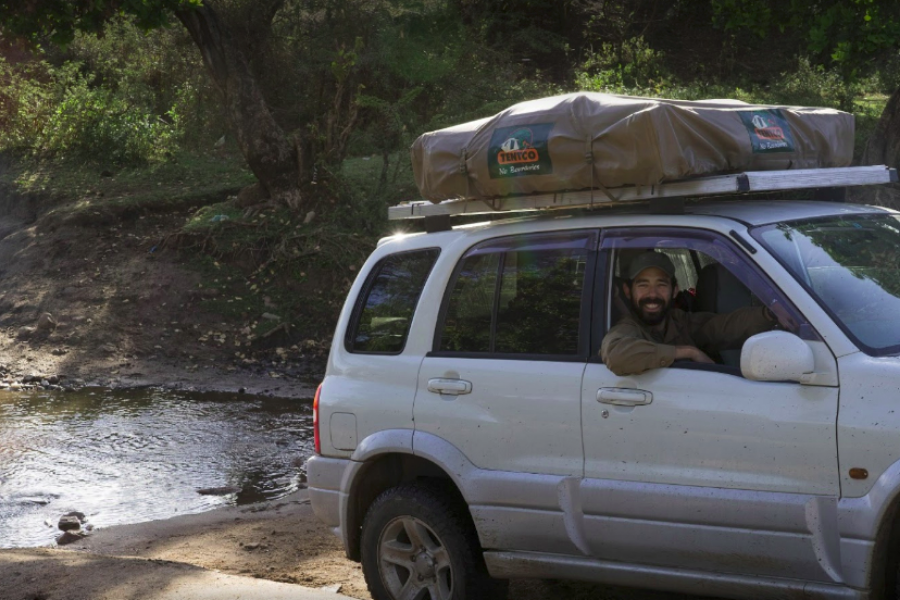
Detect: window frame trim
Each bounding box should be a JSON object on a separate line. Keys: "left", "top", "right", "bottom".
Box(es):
{"left": 344, "top": 247, "right": 441, "bottom": 356}
{"left": 431, "top": 229, "right": 598, "bottom": 361}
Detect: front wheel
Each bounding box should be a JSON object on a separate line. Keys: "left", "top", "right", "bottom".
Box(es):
{"left": 360, "top": 482, "right": 506, "bottom": 600}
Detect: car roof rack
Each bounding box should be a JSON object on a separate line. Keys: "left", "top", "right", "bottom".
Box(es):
{"left": 388, "top": 165, "right": 897, "bottom": 221}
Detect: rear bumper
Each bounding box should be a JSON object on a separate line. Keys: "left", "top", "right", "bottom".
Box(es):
{"left": 306, "top": 455, "right": 351, "bottom": 531}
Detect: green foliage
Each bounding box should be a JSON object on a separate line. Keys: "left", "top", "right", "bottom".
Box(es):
{"left": 0, "top": 13, "right": 218, "bottom": 165}
{"left": 711, "top": 0, "right": 900, "bottom": 82}
{"left": 0, "top": 56, "right": 181, "bottom": 165}
{"left": 711, "top": 0, "right": 774, "bottom": 38}
{"left": 455, "top": 0, "right": 578, "bottom": 74}
{"left": 575, "top": 36, "right": 669, "bottom": 93}
{"left": 178, "top": 196, "right": 376, "bottom": 342}
{"left": 0, "top": 0, "right": 201, "bottom": 45}
{"left": 2, "top": 0, "right": 899, "bottom": 206}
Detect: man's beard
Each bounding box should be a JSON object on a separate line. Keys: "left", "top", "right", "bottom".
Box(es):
{"left": 633, "top": 296, "right": 671, "bottom": 326}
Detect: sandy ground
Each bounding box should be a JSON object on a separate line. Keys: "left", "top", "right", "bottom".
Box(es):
{"left": 0, "top": 486, "right": 685, "bottom": 600}
{"left": 62, "top": 491, "right": 367, "bottom": 595}
{"left": 0, "top": 458, "right": 691, "bottom": 600}
{"left": 0, "top": 549, "right": 357, "bottom": 600}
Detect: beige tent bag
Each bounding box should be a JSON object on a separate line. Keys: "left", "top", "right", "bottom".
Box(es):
{"left": 410, "top": 93, "right": 854, "bottom": 202}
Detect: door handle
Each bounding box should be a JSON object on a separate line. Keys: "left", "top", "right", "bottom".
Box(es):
{"left": 428, "top": 378, "right": 473, "bottom": 396}
{"left": 597, "top": 387, "right": 652, "bottom": 406}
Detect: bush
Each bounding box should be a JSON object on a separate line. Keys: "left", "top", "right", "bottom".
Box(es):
{"left": 0, "top": 56, "right": 181, "bottom": 165}
{"left": 575, "top": 36, "right": 670, "bottom": 94}
{"left": 766, "top": 58, "right": 854, "bottom": 110}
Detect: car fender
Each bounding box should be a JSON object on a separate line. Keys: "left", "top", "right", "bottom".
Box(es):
{"left": 839, "top": 457, "right": 900, "bottom": 588}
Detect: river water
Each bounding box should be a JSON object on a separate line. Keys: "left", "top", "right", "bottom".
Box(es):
{"left": 0, "top": 387, "right": 314, "bottom": 548}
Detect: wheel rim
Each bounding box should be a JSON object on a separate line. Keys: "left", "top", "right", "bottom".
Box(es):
{"left": 377, "top": 515, "right": 453, "bottom": 600}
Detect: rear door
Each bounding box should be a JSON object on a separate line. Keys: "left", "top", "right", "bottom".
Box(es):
{"left": 415, "top": 230, "right": 596, "bottom": 554}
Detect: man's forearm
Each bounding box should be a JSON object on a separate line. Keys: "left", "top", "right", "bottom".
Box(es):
{"left": 601, "top": 335, "right": 678, "bottom": 376}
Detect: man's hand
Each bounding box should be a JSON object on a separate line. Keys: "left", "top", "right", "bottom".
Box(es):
{"left": 674, "top": 345, "right": 714, "bottom": 364}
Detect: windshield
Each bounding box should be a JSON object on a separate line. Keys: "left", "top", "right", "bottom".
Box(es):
{"left": 753, "top": 213, "right": 900, "bottom": 355}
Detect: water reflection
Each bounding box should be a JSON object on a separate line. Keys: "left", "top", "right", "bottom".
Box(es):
{"left": 0, "top": 387, "right": 313, "bottom": 547}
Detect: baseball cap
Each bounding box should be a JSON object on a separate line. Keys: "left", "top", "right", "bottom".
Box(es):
{"left": 627, "top": 252, "right": 676, "bottom": 281}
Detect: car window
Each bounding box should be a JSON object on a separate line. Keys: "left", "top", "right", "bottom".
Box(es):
{"left": 346, "top": 248, "right": 440, "bottom": 354}
{"left": 605, "top": 229, "right": 808, "bottom": 333}
{"left": 438, "top": 231, "right": 595, "bottom": 357}
{"left": 600, "top": 228, "right": 816, "bottom": 372}
{"left": 753, "top": 213, "right": 900, "bottom": 355}
{"left": 438, "top": 252, "right": 500, "bottom": 353}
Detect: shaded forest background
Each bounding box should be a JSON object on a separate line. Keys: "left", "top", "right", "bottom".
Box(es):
{"left": 0, "top": 0, "right": 899, "bottom": 348}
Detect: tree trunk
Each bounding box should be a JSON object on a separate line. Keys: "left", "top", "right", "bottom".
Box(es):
{"left": 863, "top": 85, "right": 900, "bottom": 168}
{"left": 857, "top": 85, "right": 900, "bottom": 208}
{"left": 175, "top": 1, "right": 307, "bottom": 209}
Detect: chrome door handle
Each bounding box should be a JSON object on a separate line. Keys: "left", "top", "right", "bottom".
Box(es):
{"left": 597, "top": 388, "right": 652, "bottom": 406}
{"left": 428, "top": 378, "right": 473, "bottom": 396}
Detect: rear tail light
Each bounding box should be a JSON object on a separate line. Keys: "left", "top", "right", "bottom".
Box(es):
{"left": 313, "top": 383, "right": 322, "bottom": 454}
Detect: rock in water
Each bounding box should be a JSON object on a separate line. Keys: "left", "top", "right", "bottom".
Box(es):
{"left": 58, "top": 515, "right": 82, "bottom": 531}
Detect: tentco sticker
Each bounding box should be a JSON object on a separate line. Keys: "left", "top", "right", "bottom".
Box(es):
{"left": 738, "top": 109, "right": 795, "bottom": 153}
{"left": 488, "top": 123, "right": 554, "bottom": 178}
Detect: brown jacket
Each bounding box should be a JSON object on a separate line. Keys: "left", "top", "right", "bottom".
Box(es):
{"left": 600, "top": 306, "right": 774, "bottom": 376}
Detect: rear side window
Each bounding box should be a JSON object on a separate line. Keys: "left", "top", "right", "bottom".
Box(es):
{"left": 347, "top": 248, "right": 440, "bottom": 354}
{"left": 438, "top": 231, "right": 595, "bottom": 357}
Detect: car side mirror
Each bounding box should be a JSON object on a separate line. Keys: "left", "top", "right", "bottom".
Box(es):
{"left": 741, "top": 331, "right": 815, "bottom": 383}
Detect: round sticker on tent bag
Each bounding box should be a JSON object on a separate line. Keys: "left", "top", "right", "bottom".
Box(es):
{"left": 739, "top": 109, "right": 796, "bottom": 153}
{"left": 488, "top": 123, "right": 555, "bottom": 178}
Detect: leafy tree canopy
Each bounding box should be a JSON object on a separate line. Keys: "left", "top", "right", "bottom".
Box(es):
{"left": 0, "top": 0, "right": 202, "bottom": 45}
{"left": 712, "top": 0, "right": 900, "bottom": 80}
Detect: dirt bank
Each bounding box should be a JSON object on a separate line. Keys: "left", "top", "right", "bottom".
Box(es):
{"left": 0, "top": 178, "right": 326, "bottom": 394}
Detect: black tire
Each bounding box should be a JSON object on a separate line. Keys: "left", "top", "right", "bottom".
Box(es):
{"left": 884, "top": 533, "right": 900, "bottom": 600}
{"left": 360, "top": 481, "right": 507, "bottom": 600}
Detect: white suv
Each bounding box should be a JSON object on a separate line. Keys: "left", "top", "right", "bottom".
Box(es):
{"left": 308, "top": 197, "right": 900, "bottom": 600}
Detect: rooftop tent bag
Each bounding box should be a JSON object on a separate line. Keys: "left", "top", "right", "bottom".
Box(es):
{"left": 410, "top": 93, "right": 855, "bottom": 202}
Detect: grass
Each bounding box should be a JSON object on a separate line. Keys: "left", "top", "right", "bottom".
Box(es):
{"left": 0, "top": 150, "right": 256, "bottom": 220}
{"left": 339, "top": 151, "right": 419, "bottom": 205}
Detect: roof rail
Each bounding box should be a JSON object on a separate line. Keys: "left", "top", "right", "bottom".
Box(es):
{"left": 389, "top": 165, "right": 897, "bottom": 221}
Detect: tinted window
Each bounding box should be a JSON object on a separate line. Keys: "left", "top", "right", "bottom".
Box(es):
{"left": 439, "top": 232, "right": 593, "bottom": 356}
{"left": 439, "top": 253, "right": 500, "bottom": 353}
{"left": 348, "top": 249, "right": 440, "bottom": 353}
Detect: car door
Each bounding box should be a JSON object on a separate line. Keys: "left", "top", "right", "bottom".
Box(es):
{"left": 415, "top": 229, "right": 596, "bottom": 555}
{"left": 580, "top": 227, "right": 842, "bottom": 583}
